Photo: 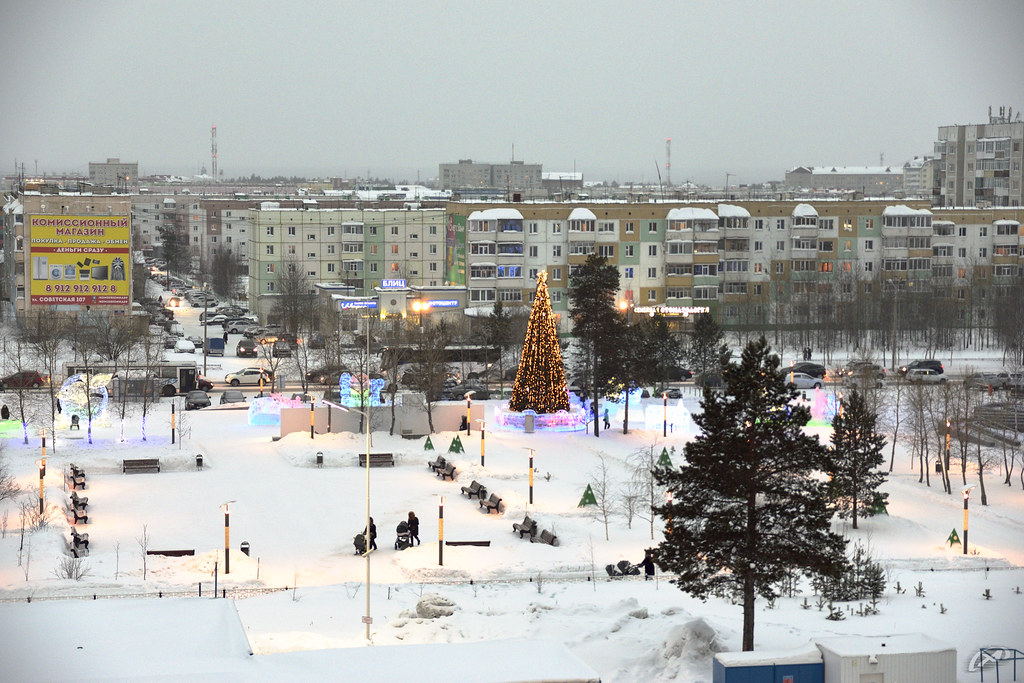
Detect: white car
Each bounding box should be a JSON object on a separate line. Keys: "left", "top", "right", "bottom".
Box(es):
{"left": 787, "top": 371, "right": 824, "bottom": 390}
{"left": 224, "top": 367, "right": 273, "bottom": 387}
{"left": 173, "top": 339, "right": 196, "bottom": 354}
{"left": 906, "top": 368, "right": 947, "bottom": 384}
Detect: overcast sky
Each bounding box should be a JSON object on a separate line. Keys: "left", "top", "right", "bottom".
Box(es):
{"left": 3, "top": 0, "right": 1022, "bottom": 186}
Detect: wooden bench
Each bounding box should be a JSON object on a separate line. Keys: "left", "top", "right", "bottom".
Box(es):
{"left": 444, "top": 540, "right": 491, "bottom": 547}
{"left": 70, "top": 491, "right": 88, "bottom": 509}
{"left": 480, "top": 493, "right": 502, "bottom": 514}
{"left": 67, "top": 507, "right": 88, "bottom": 525}
{"left": 513, "top": 515, "right": 537, "bottom": 539}
{"left": 437, "top": 462, "right": 457, "bottom": 481}
{"left": 70, "top": 527, "right": 89, "bottom": 550}
{"left": 122, "top": 458, "right": 161, "bottom": 474}
{"left": 358, "top": 453, "right": 395, "bottom": 467}
{"left": 66, "top": 465, "right": 86, "bottom": 490}
{"left": 460, "top": 480, "right": 487, "bottom": 499}
{"left": 531, "top": 529, "right": 558, "bottom": 546}
{"left": 427, "top": 455, "right": 446, "bottom": 473}
{"left": 146, "top": 549, "right": 196, "bottom": 557}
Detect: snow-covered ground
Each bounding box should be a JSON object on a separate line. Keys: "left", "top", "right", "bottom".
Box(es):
{"left": 0, "top": 288, "right": 1022, "bottom": 681}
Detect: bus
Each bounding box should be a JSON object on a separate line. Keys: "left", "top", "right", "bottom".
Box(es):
{"left": 379, "top": 344, "right": 500, "bottom": 380}
{"left": 64, "top": 360, "right": 200, "bottom": 397}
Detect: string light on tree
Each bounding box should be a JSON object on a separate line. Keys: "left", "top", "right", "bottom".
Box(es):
{"left": 508, "top": 271, "right": 570, "bottom": 414}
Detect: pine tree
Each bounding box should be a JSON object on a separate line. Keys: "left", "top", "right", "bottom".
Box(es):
{"left": 684, "top": 312, "right": 730, "bottom": 386}
{"left": 569, "top": 255, "right": 621, "bottom": 436}
{"left": 508, "top": 272, "right": 570, "bottom": 414}
{"left": 653, "top": 337, "right": 847, "bottom": 651}
{"left": 828, "top": 388, "right": 889, "bottom": 529}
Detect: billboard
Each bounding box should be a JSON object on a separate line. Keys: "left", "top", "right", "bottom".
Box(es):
{"left": 28, "top": 215, "right": 131, "bottom": 306}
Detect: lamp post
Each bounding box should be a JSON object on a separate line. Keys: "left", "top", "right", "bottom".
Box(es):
{"left": 37, "top": 430, "right": 46, "bottom": 514}
{"left": 310, "top": 402, "right": 315, "bottom": 440}
{"left": 438, "top": 496, "right": 445, "bottom": 566}
{"left": 884, "top": 279, "right": 901, "bottom": 372}
{"left": 945, "top": 419, "right": 951, "bottom": 473}
{"left": 464, "top": 391, "right": 475, "bottom": 435}
{"left": 962, "top": 485, "right": 976, "bottom": 555}
{"left": 221, "top": 500, "right": 236, "bottom": 574}
{"left": 662, "top": 392, "right": 668, "bottom": 437}
{"left": 524, "top": 447, "right": 535, "bottom": 505}
{"left": 476, "top": 419, "right": 486, "bottom": 467}
{"left": 618, "top": 299, "right": 634, "bottom": 434}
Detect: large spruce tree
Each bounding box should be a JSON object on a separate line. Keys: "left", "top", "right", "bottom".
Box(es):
{"left": 828, "top": 388, "right": 889, "bottom": 529}
{"left": 653, "top": 337, "right": 847, "bottom": 651}
{"left": 568, "top": 255, "right": 621, "bottom": 436}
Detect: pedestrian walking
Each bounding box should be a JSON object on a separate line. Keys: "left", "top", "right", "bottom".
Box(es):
{"left": 639, "top": 550, "right": 656, "bottom": 581}
{"left": 603, "top": 407, "right": 610, "bottom": 429}
{"left": 407, "top": 511, "right": 420, "bottom": 546}
{"left": 223, "top": 330, "right": 229, "bottom": 343}
{"left": 364, "top": 517, "right": 378, "bottom": 551}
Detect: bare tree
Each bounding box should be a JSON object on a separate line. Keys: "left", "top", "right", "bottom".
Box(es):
{"left": 618, "top": 477, "right": 644, "bottom": 530}
{"left": 589, "top": 454, "right": 614, "bottom": 541}
{"left": 270, "top": 257, "right": 315, "bottom": 335}
{"left": 0, "top": 452, "right": 21, "bottom": 506}
{"left": 54, "top": 555, "right": 90, "bottom": 581}
{"left": 627, "top": 442, "right": 667, "bottom": 540}
{"left": 406, "top": 321, "right": 451, "bottom": 433}
{"left": 137, "top": 524, "right": 150, "bottom": 580}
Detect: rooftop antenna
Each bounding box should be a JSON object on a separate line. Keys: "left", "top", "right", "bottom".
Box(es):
{"left": 665, "top": 138, "right": 671, "bottom": 187}
{"left": 211, "top": 124, "right": 217, "bottom": 182}
{"left": 654, "top": 159, "right": 664, "bottom": 202}
{"left": 880, "top": 152, "right": 884, "bottom": 166}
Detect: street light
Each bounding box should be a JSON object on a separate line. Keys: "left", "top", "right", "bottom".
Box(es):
{"left": 438, "top": 496, "right": 445, "bottom": 566}
{"left": 476, "top": 419, "right": 486, "bottom": 467}
{"left": 524, "top": 447, "right": 535, "bottom": 505}
{"left": 326, "top": 399, "right": 372, "bottom": 642}
{"left": 221, "top": 500, "right": 236, "bottom": 574}
{"left": 962, "top": 485, "right": 976, "bottom": 555}
{"left": 618, "top": 299, "right": 634, "bottom": 435}
{"left": 37, "top": 430, "right": 46, "bottom": 515}
{"left": 662, "top": 392, "right": 668, "bottom": 437}
{"left": 464, "top": 391, "right": 475, "bottom": 435}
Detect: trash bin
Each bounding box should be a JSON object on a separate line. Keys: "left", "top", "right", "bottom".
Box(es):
{"left": 524, "top": 412, "right": 535, "bottom": 433}
{"left": 240, "top": 541, "right": 250, "bottom": 557}
{"left": 195, "top": 453, "right": 204, "bottom": 469}
{"left": 935, "top": 460, "right": 943, "bottom": 473}
{"left": 316, "top": 451, "right": 324, "bottom": 468}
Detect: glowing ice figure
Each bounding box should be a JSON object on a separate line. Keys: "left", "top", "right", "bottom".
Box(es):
{"left": 337, "top": 373, "right": 385, "bottom": 407}
{"left": 643, "top": 400, "right": 698, "bottom": 436}
{"left": 247, "top": 394, "right": 313, "bottom": 426}
{"left": 58, "top": 373, "right": 111, "bottom": 423}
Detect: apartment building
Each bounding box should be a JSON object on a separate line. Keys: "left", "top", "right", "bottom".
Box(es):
{"left": 934, "top": 111, "right": 1024, "bottom": 208}
{"left": 439, "top": 160, "right": 542, "bottom": 193}
{"left": 88, "top": 158, "right": 138, "bottom": 189}
{"left": 784, "top": 166, "right": 905, "bottom": 196}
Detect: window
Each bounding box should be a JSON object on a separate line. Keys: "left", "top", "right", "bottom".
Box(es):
{"left": 647, "top": 290, "right": 657, "bottom": 302}
{"left": 647, "top": 267, "right": 657, "bottom": 278}
{"left": 391, "top": 263, "right": 399, "bottom": 272}
{"left": 754, "top": 219, "right": 764, "bottom": 230}
{"left": 623, "top": 267, "right": 634, "bottom": 278}
{"left": 552, "top": 222, "right": 562, "bottom": 234}
{"left": 498, "top": 243, "right": 523, "bottom": 255}
{"left": 327, "top": 263, "right": 336, "bottom": 273}
{"left": 391, "top": 245, "right": 399, "bottom": 254}
{"left": 429, "top": 225, "right": 438, "bottom": 235}
{"left": 266, "top": 226, "right": 275, "bottom": 236}
{"left": 959, "top": 226, "right": 967, "bottom": 237}
{"left": 819, "top": 262, "right": 833, "bottom": 273}
{"left": 843, "top": 219, "right": 853, "bottom": 231}
{"left": 776, "top": 241, "right": 785, "bottom": 251}
{"left": 694, "top": 264, "right": 717, "bottom": 276}
{"left": 958, "top": 247, "right": 967, "bottom": 257}
{"left": 470, "top": 289, "right": 496, "bottom": 302}
{"left": 391, "top": 226, "right": 399, "bottom": 236}
{"left": 528, "top": 245, "right": 538, "bottom": 258}
{"left": 528, "top": 267, "right": 538, "bottom": 279}
{"left": 287, "top": 226, "right": 296, "bottom": 236}
{"left": 753, "top": 284, "right": 762, "bottom": 295}
{"left": 307, "top": 252, "right": 316, "bottom": 258}
{"left": 550, "top": 291, "right": 562, "bottom": 303}
{"left": 648, "top": 221, "right": 658, "bottom": 233}
{"left": 529, "top": 222, "right": 538, "bottom": 234}
{"left": 623, "top": 244, "right": 634, "bottom": 257}
{"left": 598, "top": 222, "right": 615, "bottom": 233}
{"left": 327, "top": 245, "right": 336, "bottom": 255}
{"left": 369, "top": 263, "right": 378, "bottom": 273}
{"left": 666, "top": 287, "right": 690, "bottom": 298}
{"left": 287, "top": 245, "right": 296, "bottom": 255}
{"left": 549, "top": 267, "right": 562, "bottom": 280}
{"left": 471, "top": 243, "right": 496, "bottom": 255}
{"left": 470, "top": 265, "right": 496, "bottom": 278}
{"left": 552, "top": 245, "right": 562, "bottom": 257}
{"left": 864, "top": 239, "right": 874, "bottom": 251}
{"left": 266, "top": 245, "right": 274, "bottom": 255}
{"left": 266, "top": 263, "right": 275, "bottom": 273}
{"left": 266, "top": 281, "right": 275, "bottom": 292}
{"left": 648, "top": 245, "right": 658, "bottom": 256}
{"left": 775, "top": 263, "right": 784, "bottom": 274}
{"left": 818, "top": 241, "right": 834, "bottom": 252}
{"left": 979, "top": 247, "right": 988, "bottom": 258}
{"left": 776, "top": 219, "right": 785, "bottom": 230}
{"left": 819, "top": 218, "right": 835, "bottom": 231}
{"left": 980, "top": 226, "right": 988, "bottom": 237}
{"left": 598, "top": 245, "right": 614, "bottom": 257}
{"left": 429, "top": 244, "right": 437, "bottom": 254}
{"left": 497, "top": 265, "right": 522, "bottom": 278}
{"left": 754, "top": 241, "right": 763, "bottom": 252}
{"left": 624, "top": 221, "right": 634, "bottom": 234}
{"left": 327, "top": 226, "right": 335, "bottom": 236}
{"left": 569, "top": 242, "right": 595, "bottom": 256}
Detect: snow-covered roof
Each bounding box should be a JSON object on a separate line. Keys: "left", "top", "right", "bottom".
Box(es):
{"left": 260, "top": 201, "right": 281, "bottom": 210}
{"left": 163, "top": 197, "right": 176, "bottom": 204}
{"left": 791, "top": 166, "right": 902, "bottom": 175}
{"left": 792, "top": 203, "right": 818, "bottom": 217}
{"left": 882, "top": 205, "right": 932, "bottom": 217}
{"left": 567, "top": 208, "right": 597, "bottom": 221}
{"left": 543, "top": 172, "right": 583, "bottom": 181}
{"left": 716, "top": 643, "right": 822, "bottom": 667}
{"left": 815, "top": 633, "right": 955, "bottom": 657}
{"left": 717, "top": 204, "right": 751, "bottom": 218}
{"left": 469, "top": 261, "right": 497, "bottom": 267}
{"left": 666, "top": 207, "right": 717, "bottom": 221}
{"left": 468, "top": 208, "right": 524, "bottom": 221}
{"left": 993, "top": 219, "right": 1020, "bottom": 226}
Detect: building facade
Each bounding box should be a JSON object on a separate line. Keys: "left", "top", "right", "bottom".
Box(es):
{"left": 934, "top": 112, "right": 1024, "bottom": 208}
{"left": 88, "top": 158, "right": 138, "bottom": 189}
{"left": 439, "top": 160, "right": 543, "bottom": 193}
{"left": 785, "top": 166, "right": 906, "bottom": 196}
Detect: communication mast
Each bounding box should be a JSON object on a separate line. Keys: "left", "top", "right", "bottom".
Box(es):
{"left": 665, "top": 138, "right": 672, "bottom": 187}
{"left": 211, "top": 124, "right": 218, "bottom": 181}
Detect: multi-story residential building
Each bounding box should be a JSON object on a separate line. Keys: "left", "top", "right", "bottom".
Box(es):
{"left": 88, "top": 158, "right": 138, "bottom": 189}
{"left": 439, "top": 160, "right": 542, "bottom": 194}
{"left": 247, "top": 206, "right": 446, "bottom": 319}
{"left": 784, "top": 166, "right": 905, "bottom": 196}
{"left": 934, "top": 109, "right": 1024, "bottom": 208}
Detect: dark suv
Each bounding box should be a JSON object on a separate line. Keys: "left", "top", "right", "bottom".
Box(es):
{"left": 790, "top": 362, "right": 826, "bottom": 379}
{"left": 899, "top": 359, "right": 944, "bottom": 376}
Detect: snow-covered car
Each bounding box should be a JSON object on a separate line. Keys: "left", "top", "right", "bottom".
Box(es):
{"left": 219, "top": 390, "right": 246, "bottom": 405}
{"left": 173, "top": 339, "right": 196, "bottom": 354}
{"left": 786, "top": 372, "right": 823, "bottom": 390}
{"left": 906, "top": 368, "right": 946, "bottom": 384}
{"left": 967, "top": 372, "right": 1010, "bottom": 390}
{"left": 224, "top": 367, "right": 273, "bottom": 387}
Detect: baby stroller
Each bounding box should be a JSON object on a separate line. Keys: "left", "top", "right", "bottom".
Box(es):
{"left": 353, "top": 533, "right": 367, "bottom": 555}
{"left": 395, "top": 520, "right": 412, "bottom": 551}
{"left": 605, "top": 560, "right": 641, "bottom": 578}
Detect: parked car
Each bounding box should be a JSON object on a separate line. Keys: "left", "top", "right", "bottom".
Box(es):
{"left": 441, "top": 383, "right": 490, "bottom": 401}
{"left": 967, "top": 371, "right": 1011, "bottom": 390}
{"left": 899, "top": 359, "right": 944, "bottom": 376}
{"left": 306, "top": 366, "right": 347, "bottom": 385}
{"left": 225, "top": 367, "right": 273, "bottom": 386}
{"left": 0, "top": 371, "right": 49, "bottom": 390}
{"left": 173, "top": 339, "right": 196, "bottom": 354}
{"left": 789, "top": 362, "right": 826, "bottom": 379}
{"left": 662, "top": 387, "right": 683, "bottom": 399}
{"left": 184, "top": 390, "right": 211, "bottom": 410}
{"left": 844, "top": 361, "right": 886, "bottom": 379}
{"left": 906, "top": 368, "right": 947, "bottom": 384}
{"left": 223, "top": 319, "right": 257, "bottom": 334}
{"left": 272, "top": 340, "right": 292, "bottom": 357}
{"left": 787, "top": 372, "right": 824, "bottom": 390}
{"left": 236, "top": 339, "right": 258, "bottom": 357}
{"left": 219, "top": 390, "right": 247, "bottom": 405}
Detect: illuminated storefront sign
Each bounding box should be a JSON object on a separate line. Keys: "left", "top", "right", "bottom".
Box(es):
{"left": 427, "top": 299, "right": 460, "bottom": 308}
{"left": 633, "top": 305, "right": 710, "bottom": 317}
{"left": 339, "top": 300, "right": 377, "bottom": 310}
{"left": 381, "top": 279, "right": 407, "bottom": 288}
{"left": 28, "top": 215, "right": 131, "bottom": 306}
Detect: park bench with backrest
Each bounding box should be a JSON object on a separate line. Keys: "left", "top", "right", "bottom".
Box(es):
{"left": 67, "top": 464, "right": 86, "bottom": 490}
{"left": 70, "top": 527, "right": 89, "bottom": 550}
{"left": 70, "top": 491, "right": 88, "bottom": 510}
{"left": 480, "top": 493, "right": 503, "bottom": 514}
{"left": 460, "top": 480, "right": 487, "bottom": 499}
{"left": 122, "top": 458, "right": 161, "bottom": 474}
{"left": 358, "top": 453, "right": 395, "bottom": 467}
{"left": 67, "top": 506, "right": 88, "bottom": 525}
{"left": 437, "top": 462, "right": 457, "bottom": 481}
{"left": 531, "top": 529, "right": 558, "bottom": 546}
{"left": 427, "top": 455, "right": 446, "bottom": 473}
{"left": 513, "top": 515, "right": 537, "bottom": 539}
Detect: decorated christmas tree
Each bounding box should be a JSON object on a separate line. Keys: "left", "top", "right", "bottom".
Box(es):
{"left": 508, "top": 271, "right": 570, "bottom": 413}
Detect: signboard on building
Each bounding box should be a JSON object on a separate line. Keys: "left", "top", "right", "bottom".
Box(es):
{"left": 445, "top": 214, "right": 466, "bottom": 286}
{"left": 633, "top": 305, "right": 711, "bottom": 317}
{"left": 338, "top": 300, "right": 378, "bottom": 310}
{"left": 28, "top": 215, "right": 131, "bottom": 306}
{"left": 381, "top": 279, "right": 407, "bottom": 289}
{"left": 427, "top": 299, "right": 460, "bottom": 308}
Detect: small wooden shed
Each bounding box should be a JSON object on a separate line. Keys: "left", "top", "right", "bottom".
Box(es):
{"left": 713, "top": 643, "right": 823, "bottom": 683}
{"left": 815, "top": 633, "right": 956, "bottom": 683}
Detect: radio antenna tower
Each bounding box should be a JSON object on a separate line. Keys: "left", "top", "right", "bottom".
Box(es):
{"left": 211, "top": 124, "right": 218, "bottom": 181}
{"left": 665, "top": 138, "right": 672, "bottom": 187}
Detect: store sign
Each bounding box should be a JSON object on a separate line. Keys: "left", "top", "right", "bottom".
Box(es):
{"left": 633, "top": 305, "right": 711, "bottom": 317}
{"left": 427, "top": 299, "right": 460, "bottom": 308}
{"left": 339, "top": 300, "right": 377, "bottom": 310}
{"left": 28, "top": 215, "right": 131, "bottom": 306}
{"left": 381, "top": 279, "right": 406, "bottom": 288}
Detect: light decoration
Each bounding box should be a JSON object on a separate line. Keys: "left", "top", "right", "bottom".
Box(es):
{"left": 643, "top": 400, "right": 698, "bottom": 436}
{"left": 247, "top": 393, "right": 311, "bottom": 426}
{"left": 58, "top": 373, "right": 112, "bottom": 423}
{"left": 337, "top": 372, "right": 385, "bottom": 408}
{"left": 508, "top": 271, "right": 570, "bottom": 414}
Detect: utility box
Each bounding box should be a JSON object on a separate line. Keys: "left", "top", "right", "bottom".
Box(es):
{"left": 815, "top": 634, "right": 956, "bottom": 683}
{"left": 713, "top": 644, "right": 823, "bottom": 683}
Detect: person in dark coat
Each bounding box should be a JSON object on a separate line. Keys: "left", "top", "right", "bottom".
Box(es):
{"left": 639, "top": 550, "right": 656, "bottom": 581}
{"left": 407, "top": 511, "right": 420, "bottom": 546}
{"left": 0, "top": 404, "right": 9, "bottom": 420}
{"left": 364, "top": 517, "right": 378, "bottom": 551}
{"left": 223, "top": 330, "right": 229, "bottom": 343}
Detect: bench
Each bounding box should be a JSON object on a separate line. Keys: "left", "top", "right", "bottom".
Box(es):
{"left": 358, "top": 453, "right": 395, "bottom": 467}
{"left": 146, "top": 549, "right": 196, "bottom": 557}
{"left": 513, "top": 515, "right": 537, "bottom": 539}
{"left": 444, "top": 540, "right": 491, "bottom": 547}
{"left": 460, "top": 480, "right": 487, "bottom": 499}
{"left": 66, "top": 465, "right": 86, "bottom": 490}
{"left": 531, "top": 529, "right": 558, "bottom": 546}
{"left": 67, "top": 507, "right": 88, "bottom": 525}
{"left": 122, "top": 458, "right": 161, "bottom": 474}
{"left": 70, "top": 491, "right": 88, "bottom": 509}
{"left": 437, "top": 462, "right": 457, "bottom": 481}
{"left": 427, "top": 455, "right": 446, "bottom": 473}
{"left": 70, "top": 414, "right": 80, "bottom": 430}
{"left": 480, "top": 493, "right": 503, "bottom": 514}
{"left": 70, "top": 527, "right": 89, "bottom": 549}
